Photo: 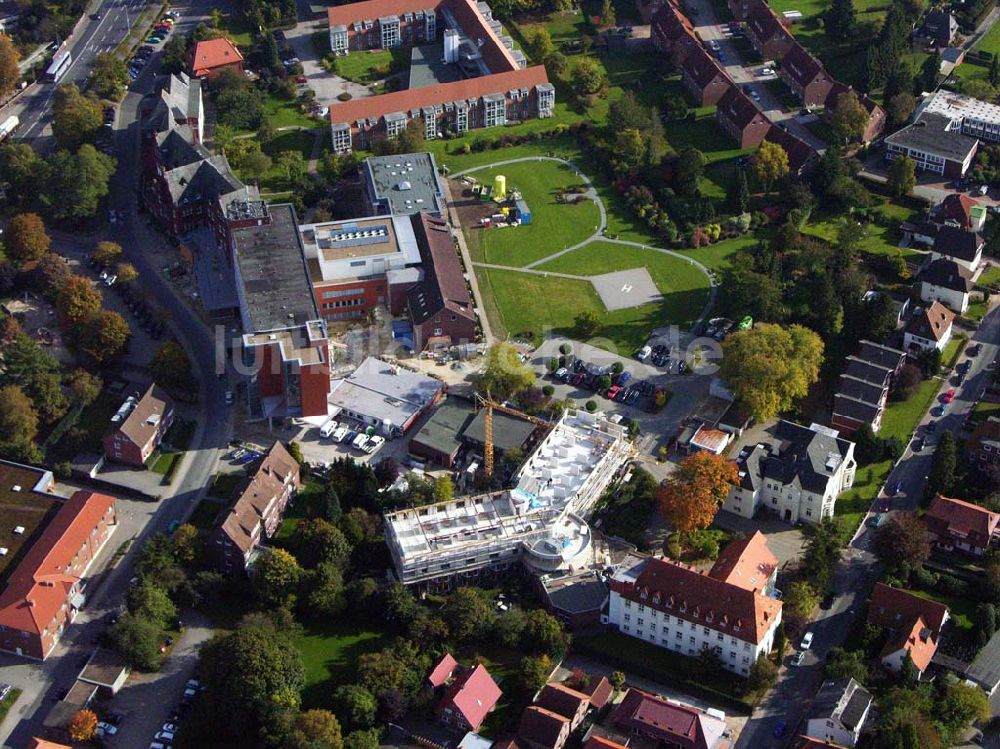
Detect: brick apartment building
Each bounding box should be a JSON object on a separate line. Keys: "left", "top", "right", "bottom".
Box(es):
{"left": 746, "top": 0, "right": 794, "bottom": 60}
{"left": 102, "top": 384, "right": 175, "bottom": 467}
{"left": 716, "top": 87, "right": 770, "bottom": 148}
{"left": 146, "top": 72, "right": 204, "bottom": 143}
{"left": 208, "top": 441, "right": 300, "bottom": 573}
{"left": 681, "top": 47, "right": 733, "bottom": 106}
{"left": 780, "top": 43, "right": 834, "bottom": 108}
{"left": 327, "top": 0, "right": 554, "bottom": 152}
{"left": 651, "top": 2, "right": 700, "bottom": 63}
{"left": 189, "top": 37, "right": 244, "bottom": 79}
{"left": 824, "top": 82, "right": 885, "bottom": 143}
{"left": 233, "top": 203, "right": 332, "bottom": 419}
{"left": 0, "top": 489, "right": 116, "bottom": 660}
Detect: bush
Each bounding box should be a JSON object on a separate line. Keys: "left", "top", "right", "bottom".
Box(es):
{"left": 542, "top": 385, "right": 555, "bottom": 396}
{"left": 585, "top": 400, "right": 597, "bottom": 412}
{"left": 337, "top": 91, "right": 352, "bottom": 101}
{"left": 559, "top": 342, "right": 572, "bottom": 355}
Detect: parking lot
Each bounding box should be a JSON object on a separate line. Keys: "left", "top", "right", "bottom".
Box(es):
{"left": 284, "top": 21, "right": 374, "bottom": 103}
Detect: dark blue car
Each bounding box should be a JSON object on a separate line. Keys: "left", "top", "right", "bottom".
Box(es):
{"left": 773, "top": 719, "right": 787, "bottom": 738}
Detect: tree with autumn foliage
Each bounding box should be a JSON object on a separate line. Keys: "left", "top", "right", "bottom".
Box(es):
{"left": 657, "top": 452, "right": 738, "bottom": 534}
{"left": 5, "top": 213, "right": 50, "bottom": 266}
{"left": 68, "top": 708, "right": 99, "bottom": 741}
{"left": 56, "top": 275, "right": 102, "bottom": 326}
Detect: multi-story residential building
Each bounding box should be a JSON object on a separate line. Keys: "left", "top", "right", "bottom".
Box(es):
{"left": 903, "top": 300, "right": 954, "bottom": 353}
{"left": 884, "top": 112, "right": 979, "bottom": 177}
{"left": 925, "top": 494, "right": 999, "bottom": 556}
{"left": 189, "top": 37, "right": 244, "bottom": 79}
{"left": 916, "top": 257, "right": 974, "bottom": 314}
{"left": 913, "top": 9, "right": 957, "bottom": 46}
{"left": 146, "top": 73, "right": 204, "bottom": 143}
{"left": 0, "top": 489, "right": 116, "bottom": 660}
{"left": 385, "top": 409, "right": 633, "bottom": 589}
{"left": 708, "top": 530, "right": 778, "bottom": 595}
{"left": 968, "top": 416, "right": 1000, "bottom": 466}
{"left": 208, "top": 441, "right": 300, "bottom": 573}
{"left": 101, "top": 384, "right": 175, "bottom": 467}
{"left": 868, "top": 583, "right": 949, "bottom": 675}
{"left": 824, "top": 83, "right": 885, "bottom": 143}
{"left": 831, "top": 341, "right": 906, "bottom": 435}
{"left": 805, "top": 678, "right": 873, "bottom": 748}
{"left": 518, "top": 707, "right": 572, "bottom": 749}
{"left": 764, "top": 125, "right": 818, "bottom": 175}
{"left": 651, "top": 1, "right": 700, "bottom": 62}
{"left": 725, "top": 421, "right": 856, "bottom": 524}
{"left": 931, "top": 224, "right": 984, "bottom": 271}
{"left": 232, "top": 203, "right": 332, "bottom": 419}
{"left": 780, "top": 43, "right": 833, "bottom": 107}
{"left": 612, "top": 688, "right": 728, "bottom": 748}
{"left": 746, "top": 0, "right": 794, "bottom": 59}
{"left": 716, "top": 87, "right": 770, "bottom": 148}
{"left": 681, "top": 47, "right": 732, "bottom": 106}
{"left": 607, "top": 535, "right": 783, "bottom": 676}
{"left": 327, "top": 0, "right": 552, "bottom": 152}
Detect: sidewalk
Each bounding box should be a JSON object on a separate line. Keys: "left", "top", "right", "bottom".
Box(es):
{"left": 441, "top": 177, "right": 495, "bottom": 344}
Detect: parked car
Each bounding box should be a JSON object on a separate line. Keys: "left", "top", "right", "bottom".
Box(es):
{"left": 800, "top": 631, "right": 814, "bottom": 650}
{"left": 773, "top": 720, "right": 787, "bottom": 738}
{"left": 606, "top": 385, "right": 621, "bottom": 400}
{"left": 96, "top": 721, "right": 118, "bottom": 737}
{"left": 224, "top": 390, "right": 234, "bottom": 405}
{"left": 617, "top": 371, "right": 632, "bottom": 385}
{"left": 365, "top": 435, "right": 385, "bottom": 453}
{"left": 554, "top": 367, "right": 568, "bottom": 380}
{"left": 636, "top": 345, "right": 651, "bottom": 362}
{"left": 869, "top": 513, "right": 885, "bottom": 527}
{"left": 942, "top": 389, "right": 957, "bottom": 403}
{"left": 352, "top": 433, "right": 370, "bottom": 451}
{"left": 790, "top": 652, "right": 805, "bottom": 666}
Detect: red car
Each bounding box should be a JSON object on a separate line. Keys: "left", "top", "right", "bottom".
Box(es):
{"left": 942, "top": 389, "right": 957, "bottom": 403}
{"left": 296, "top": 74, "right": 307, "bottom": 84}
{"left": 606, "top": 385, "right": 621, "bottom": 400}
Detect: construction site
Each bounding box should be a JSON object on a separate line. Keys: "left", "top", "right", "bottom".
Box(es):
{"left": 385, "top": 407, "right": 636, "bottom": 591}
{"left": 457, "top": 173, "right": 533, "bottom": 229}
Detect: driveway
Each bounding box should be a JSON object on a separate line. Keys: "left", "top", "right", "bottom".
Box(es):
{"left": 285, "top": 21, "right": 373, "bottom": 102}
{"left": 104, "top": 611, "right": 213, "bottom": 749}
{"left": 682, "top": 0, "right": 827, "bottom": 151}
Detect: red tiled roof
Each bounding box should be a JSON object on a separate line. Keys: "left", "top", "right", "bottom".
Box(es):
{"left": 584, "top": 676, "right": 614, "bottom": 709}
{"left": 781, "top": 43, "right": 826, "bottom": 88}
{"left": 881, "top": 615, "right": 937, "bottom": 672}
{"left": 868, "top": 583, "right": 950, "bottom": 638}
{"left": 926, "top": 494, "right": 1000, "bottom": 548}
{"left": 717, "top": 87, "right": 764, "bottom": 131}
{"left": 709, "top": 531, "right": 777, "bottom": 593}
{"left": 939, "top": 193, "right": 980, "bottom": 228}
{"left": 28, "top": 740, "right": 73, "bottom": 749}
{"left": 429, "top": 652, "right": 459, "bottom": 687}
{"left": 796, "top": 737, "right": 850, "bottom": 749}
{"left": 683, "top": 47, "right": 727, "bottom": 89}
{"left": 747, "top": 0, "right": 790, "bottom": 43}
{"left": 0, "top": 491, "right": 116, "bottom": 636}
{"left": 583, "top": 738, "right": 629, "bottom": 749}
{"left": 518, "top": 706, "right": 569, "bottom": 749}
{"left": 536, "top": 682, "right": 590, "bottom": 721}
{"left": 437, "top": 663, "right": 502, "bottom": 731}
{"left": 328, "top": 0, "right": 437, "bottom": 27}
{"left": 329, "top": 65, "right": 550, "bottom": 125}
{"left": 906, "top": 300, "right": 954, "bottom": 342}
{"left": 612, "top": 689, "right": 723, "bottom": 749}
{"left": 190, "top": 37, "right": 243, "bottom": 75}
{"left": 613, "top": 554, "right": 781, "bottom": 645}
{"left": 446, "top": 0, "right": 519, "bottom": 73}
{"left": 219, "top": 441, "right": 299, "bottom": 556}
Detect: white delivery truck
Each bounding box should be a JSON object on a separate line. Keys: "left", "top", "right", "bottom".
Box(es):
{"left": 319, "top": 419, "right": 338, "bottom": 439}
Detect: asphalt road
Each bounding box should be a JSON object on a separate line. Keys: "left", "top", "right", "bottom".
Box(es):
{"left": 736, "top": 304, "right": 1000, "bottom": 748}
{"left": 0, "top": 1, "right": 230, "bottom": 744}
{"left": 8, "top": 0, "right": 154, "bottom": 144}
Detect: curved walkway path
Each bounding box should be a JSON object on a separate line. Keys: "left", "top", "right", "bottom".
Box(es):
{"left": 451, "top": 156, "right": 718, "bottom": 334}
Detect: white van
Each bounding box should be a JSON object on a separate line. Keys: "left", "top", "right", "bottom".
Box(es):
{"left": 332, "top": 426, "right": 349, "bottom": 443}
{"left": 319, "top": 419, "right": 338, "bottom": 439}
{"left": 352, "top": 433, "right": 369, "bottom": 451}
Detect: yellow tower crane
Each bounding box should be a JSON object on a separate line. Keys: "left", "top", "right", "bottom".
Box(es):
{"left": 474, "top": 392, "right": 555, "bottom": 479}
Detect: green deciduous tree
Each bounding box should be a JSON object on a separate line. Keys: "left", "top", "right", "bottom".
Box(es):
{"left": 127, "top": 580, "right": 176, "bottom": 629}
{"left": 887, "top": 155, "right": 916, "bottom": 197}
{"left": 442, "top": 587, "right": 494, "bottom": 641}
{"left": 874, "top": 512, "right": 930, "bottom": 576}
{"left": 825, "top": 648, "right": 869, "bottom": 683}
{"left": 831, "top": 90, "right": 869, "bottom": 143}
{"left": 476, "top": 342, "right": 536, "bottom": 399}
{"left": 292, "top": 518, "right": 351, "bottom": 569}
{"left": 52, "top": 84, "right": 103, "bottom": 151}
{"left": 887, "top": 92, "right": 916, "bottom": 126}
{"left": 81, "top": 310, "right": 131, "bottom": 363}
{"left": 151, "top": 340, "right": 195, "bottom": 392}
{"left": 518, "top": 654, "right": 552, "bottom": 693}
{"left": 253, "top": 547, "right": 302, "bottom": 609}
{"left": 574, "top": 310, "right": 602, "bottom": 337}
{"left": 825, "top": 0, "right": 856, "bottom": 40}
{"left": 0, "top": 384, "right": 38, "bottom": 443}
{"left": 334, "top": 684, "right": 377, "bottom": 730}
{"left": 43, "top": 145, "right": 116, "bottom": 222}
{"left": 928, "top": 431, "right": 957, "bottom": 497}
{"left": 89, "top": 52, "right": 129, "bottom": 99}
{"left": 68, "top": 369, "right": 102, "bottom": 405}
{"left": 784, "top": 580, "right": 821, "bottom": 619}
{"left": 344, "top": 729, "right": 382, "bottom": 749}
{"left": 287, "top": 709, "right": 343, "bottom": 749}
{"left": 569, "top": 57, "right": 606, "bottom": 98}
{"left": 109, "top": 611, "right": 162, "bottom": 670}
{"left": 719, "top": 323, "right": 824, "bottom": 419}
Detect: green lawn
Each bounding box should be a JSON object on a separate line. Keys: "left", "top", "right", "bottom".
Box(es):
{"left": 801, "top": 215, "right": 920, "bottom": 258}
{"left": 942, "top": 335, "right": 967, "bottom": 369}
{"left": 293, "top": 622, "right": 390, "bottom": 709}
{"left": 460, "top": 160, "right": 602, "bottom": 267}
{"left": 150, "top": 451, "right": 182, "bottom": 475}
{"left": 976, "top": 18, "right": 1000, "bottom": 57}
{"left": 979, "top": 264, "right": 1000, "bottom": 287}
{"left": 250, "top": 129, "right": 320, "bottom": 191}
{"left": 674, "top": 234, "right": 761, "bottom": 272}
{"left": 910, "top": 588, "right": 976, "bottom": 630}
{"left": 972, "top": 399, "right": 1000, "bottom": 424}
{"left": 334, "top": 49, "right": 395, "bottom": 82}
{"left": 0, "top": 688, "right": 21, "bottom": 724}
{"left": 261, "top": 95, "right": 319, "bottom": 130}
{"left": 835, "top": 377, "right": 943, "bottom": 530}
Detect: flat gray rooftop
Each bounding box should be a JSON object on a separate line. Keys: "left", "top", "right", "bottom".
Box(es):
{"left": 231, "top": 203, "right": 319, "bottom": 332}
{"left": 364, "top": 152, "right": 444, "bottom": 216}
{"left": 408, "top": 43, "right": 465, "bottom": 90}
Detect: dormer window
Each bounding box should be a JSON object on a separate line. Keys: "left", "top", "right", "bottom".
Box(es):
{"left": 693, "top": 607, "right": 700, "bottom": 619}
{"left": 652, "top": 593, "right": 661, "bottom": 605}
{"left": 639, "top": 587, "right": 648, "bottom": 600}
{"left": 706, "top": 611, "right": 714, "bottom": 623}
{"left": 679, "top": 602, "right": 687, "bottom": 613}
{"left": 667, "top": 596, "right": 675, "bottom": 609}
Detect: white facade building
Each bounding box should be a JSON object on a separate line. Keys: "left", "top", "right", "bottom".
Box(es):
{"left": 607, "top": 542, "right": 783, "bottom": 677}
{"left": 384, "top": 409, "right": 633, "bottom": 588}
{"left": 724, "top": 421, "right": 856, "bottom": 525}
{"left": 805, "top": 678, "right": 873, "bottom": 748}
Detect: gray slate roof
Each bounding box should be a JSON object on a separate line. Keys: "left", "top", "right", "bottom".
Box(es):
{"left": 885, "top": 112, "right": 979, "bottom": 163}
{"left": 759, "top": 420, "right": 853, "bottom": 494}
{"left": 918, "top": 257, "right": 974, "bottom": 293}
{"left": 809, "top": 678, "right": 872, "bottom": 731}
